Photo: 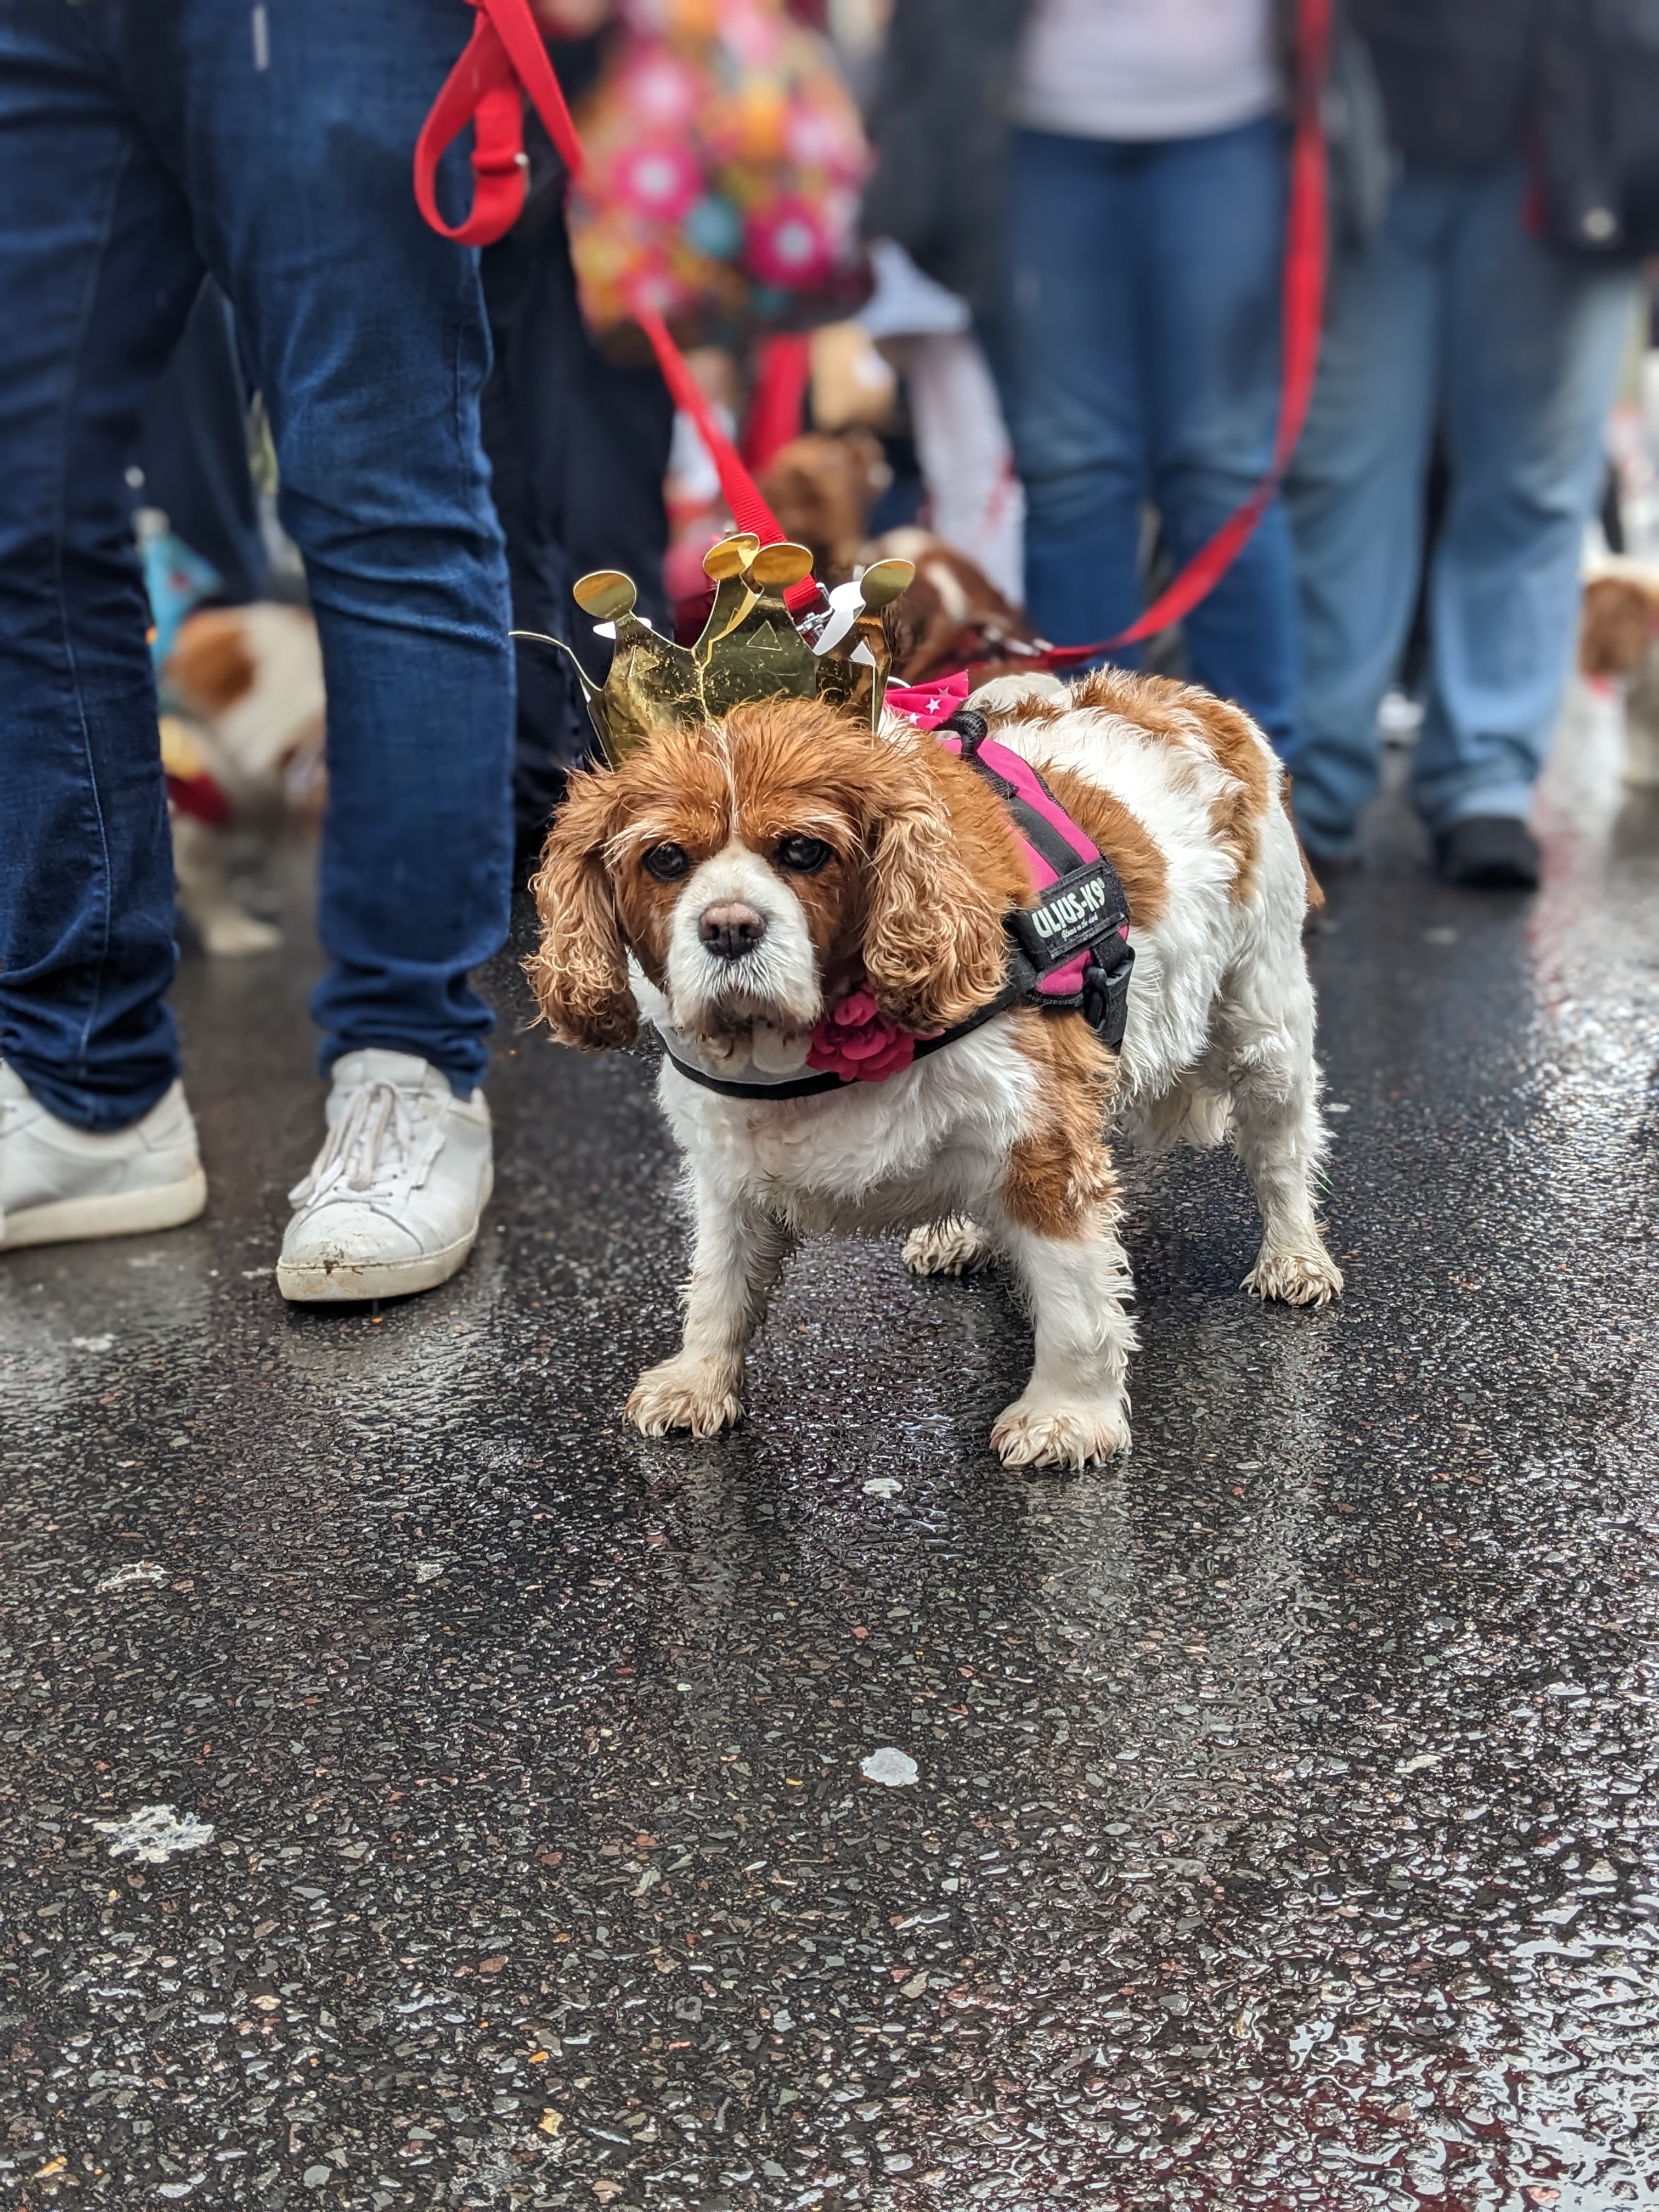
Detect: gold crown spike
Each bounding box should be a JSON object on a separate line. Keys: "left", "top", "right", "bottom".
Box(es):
{"left": 853, "top": 555, "right": 912, "bottom": 727}
{"left": 811, "top": 556, "right": 913, "bottom": 727}
{"left": 855, "top": 557, "right": 914, "bottom": 617}
{"left": 572, "top": 569, "right": 703, "bottom": 764}
{"left": 699, "top": 540, "right": 819, "bottom": 719}
{"left": 693, "top": 533, "right": 761, "bottom": 662}
{"left": 810, "top": 579, "right": 868, "bottom": 714}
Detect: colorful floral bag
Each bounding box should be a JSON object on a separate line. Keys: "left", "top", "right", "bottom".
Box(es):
{"left": 566, "top": 0, "right": 869, "bottom": 341}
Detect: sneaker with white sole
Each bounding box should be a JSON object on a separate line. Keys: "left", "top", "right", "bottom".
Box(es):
{"left": 0, "top": 1063, "right": 207, "bottom": 1250}
{"left": 276, "top": 1049, "right": 493, "bottom": 1303}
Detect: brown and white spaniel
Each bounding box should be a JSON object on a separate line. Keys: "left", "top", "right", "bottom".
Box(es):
{"left": 528, "top": 668, "right": 1342, "bottom": 1469}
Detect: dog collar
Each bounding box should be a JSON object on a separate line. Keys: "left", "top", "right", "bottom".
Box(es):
{"left": 654, "top": 987, "right": 1018, "bottom": 1101}
{"left": 656, "top": 709, "right": 1133, "bottom": 1104}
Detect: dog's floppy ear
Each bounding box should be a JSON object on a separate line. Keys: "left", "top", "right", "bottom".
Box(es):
{"left": 860, "top": 764, "right": 1010, "bottom": 1035}
{"left": 524, "top": 770, "right": 639, "bottom": 1051}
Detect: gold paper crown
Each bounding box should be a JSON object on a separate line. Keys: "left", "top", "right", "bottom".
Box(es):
{"left": 512, "top": 534, "right": 915, "bottom": 767}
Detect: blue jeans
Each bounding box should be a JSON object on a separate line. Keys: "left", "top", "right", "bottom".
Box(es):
{"left": 997, "top": 120, "right": 1298, "bottom": 749}
{"left": 0, "top": 0, "right": 514, "bottom": 1133}
{"left": 1284, "top": 162, "right": 1637, "bottom": 851}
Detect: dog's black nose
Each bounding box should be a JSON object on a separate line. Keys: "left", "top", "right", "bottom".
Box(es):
{"left": 698, "top": 900, "right": 767, "bottom": 961}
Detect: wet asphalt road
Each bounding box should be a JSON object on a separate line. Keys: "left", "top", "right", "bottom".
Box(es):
{"left": 3, "top": 729, "right": 1658, "bottom": 2212}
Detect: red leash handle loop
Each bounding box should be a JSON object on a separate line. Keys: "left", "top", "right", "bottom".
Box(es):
{"left": 414, "top": 0, "right": 587, "bottom": 246}
{"left": 415, "top": 7, "right": 532, "bottom": 247}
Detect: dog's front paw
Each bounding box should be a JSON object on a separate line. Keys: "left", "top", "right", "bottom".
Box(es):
{"left": 903, "top": 1216, "right": 992, "bottom": 1277}
{"left": 626, "top": 1356, "right": 744, "bottom": 1439}
{"left": 1243, "top": 1244, "right": 1345, "bottom": 1307}
{"left": 991, "top": 1396, "right": 1128, "bottom": 1471}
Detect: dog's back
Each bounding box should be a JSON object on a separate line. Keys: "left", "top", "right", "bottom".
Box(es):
{"left": 972, "top": 668, "right": 1316, "bottom": 1123}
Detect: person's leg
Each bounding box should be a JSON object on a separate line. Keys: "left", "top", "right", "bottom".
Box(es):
{"left": 122, "top": 0, "right": 515, "bottom": 1097}
{"left": 1141, "top": 117, "right": 1299, "bottom": 748}
{"left": 996, "top": 129, "right": 1146, "bottom": 651}
{"left": 0, "top": 0, "right": 203, "bottom": 1133}
{"left": 1413, "top": 163, "right": 1638, "bottom": 839}
{"left": 134, "top": 278, "right": 268, "bottom": 607}
{"left": 1281, "top": 178, "right": 1444, "bottom": 854}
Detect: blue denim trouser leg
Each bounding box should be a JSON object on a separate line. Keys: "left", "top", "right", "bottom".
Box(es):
{"left": 1284, "top": 162, "right": 1636, "bottom": 850}
{"left": 998, "top": 120, "right": 1299, "bottom": 750}
{"left": 0, "top": 0, "right": 512, "bottom": 1133}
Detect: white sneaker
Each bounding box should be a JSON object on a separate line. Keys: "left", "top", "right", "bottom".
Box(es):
{"left": 0, "top": 1063, "right": 207, "bottom": 1250}
{"left": 276, "top": 1049, "right": 493, "bottom": 1303}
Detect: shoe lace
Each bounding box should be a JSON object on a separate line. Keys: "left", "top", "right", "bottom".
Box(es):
{"left": 290, "top": 1080, "right": 420, "bottom": 1206}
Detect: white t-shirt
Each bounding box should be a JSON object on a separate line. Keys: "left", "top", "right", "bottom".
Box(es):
{"left": 1013, "top": 0, "right": 1280, "bottom": 143}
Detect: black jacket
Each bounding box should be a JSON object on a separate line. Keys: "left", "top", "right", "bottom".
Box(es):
{"left": 860, "top": 0, "right": 1027, "bottom": 317}
{"left": 1351, "top": 0, "right": 1547, "bottom": 170}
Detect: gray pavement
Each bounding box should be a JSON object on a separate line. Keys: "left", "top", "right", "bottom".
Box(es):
{"left": 3, "top": 734, "right": 1658, "bottom": 2212}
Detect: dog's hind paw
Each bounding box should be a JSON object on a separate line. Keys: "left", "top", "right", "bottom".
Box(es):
{"left": 627, "top": 1356, "right": 744, "bottom": 1439}
{"left": 991, "top": 1397, "right": 1128, "bottom": 1471}
{"left": 903, "top": 1216, "right": 992, "bottom": 1277}
{"left": 1243, "top": 1245, "right": 1345, "bottom": 1307}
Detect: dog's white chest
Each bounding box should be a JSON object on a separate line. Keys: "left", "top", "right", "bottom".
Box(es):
{"left": 658, "top": 1020, "right": 1037, "bottom": 1231}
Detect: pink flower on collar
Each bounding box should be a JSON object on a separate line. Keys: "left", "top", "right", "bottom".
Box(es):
{"left": 806, "top": 988, "right": 918, "bottom": 1084}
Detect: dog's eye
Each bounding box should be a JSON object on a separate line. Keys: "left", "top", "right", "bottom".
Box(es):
{"left": 642, "top": 843, "right": 691, "bottom": 882}
{"left": 775, "top": 836, "right": 833, "bottom": 874}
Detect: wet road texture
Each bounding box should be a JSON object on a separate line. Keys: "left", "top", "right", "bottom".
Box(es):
{"left": 3, "top": 732, "right": 1658, "bottom": 2212}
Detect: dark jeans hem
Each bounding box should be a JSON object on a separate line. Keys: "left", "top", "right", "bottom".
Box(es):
{"left": 316, "top": 1035, "right": 489, "bottom": 1099}
{"left": 4, "top": 1056, "right": 177, "bottom": 1135}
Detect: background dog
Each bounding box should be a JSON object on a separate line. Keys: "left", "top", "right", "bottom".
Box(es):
{"left": 865, "top": 525, "right": 1040, "bottom": 681}
{"left": 161, "top": 604, "right": 326, "bottom": 954}
{"left": 757, "top": 429, "right": 892, "bottom": 583}
{"left": 527, "top": 669, "right": 1342, "bottom": 1469}
{"left": 1578, "top": 563, "right": 1659, "bottom": 788}
{"left": 755, "top": 432, "right": 1039, "bottom": 681}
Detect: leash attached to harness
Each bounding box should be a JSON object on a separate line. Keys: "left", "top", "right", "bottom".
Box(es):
{"left": 413, "top": 0, "right": 1328, "bottom": 640}
{"left": 654, "top": 708, "right": 1134, "bottom": 1104}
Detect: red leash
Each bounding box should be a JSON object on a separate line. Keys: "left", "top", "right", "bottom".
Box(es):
{"left": 414, "top": 0, "right": 810, "bottom": 597}
{"left": 413, "top": 0, "right": 1331, "bottom": 650}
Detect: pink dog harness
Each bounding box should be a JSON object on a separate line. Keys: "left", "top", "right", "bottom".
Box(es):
{"left": 657, "top": 705, "right": 1135, "bottom": 1102}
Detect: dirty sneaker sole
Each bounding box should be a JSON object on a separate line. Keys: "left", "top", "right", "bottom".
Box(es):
{"left": 1, "top": 1166, "right": 207, "bottom": 1250}
{"left": 275, "top": 1210, "right": 489, "bottom": 1306}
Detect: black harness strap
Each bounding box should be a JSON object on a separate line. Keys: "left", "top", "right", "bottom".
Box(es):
{"left": 657, "top": 985, "right": 1022, "bottom": 1102}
